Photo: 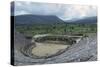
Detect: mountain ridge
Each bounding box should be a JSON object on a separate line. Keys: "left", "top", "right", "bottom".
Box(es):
{"left": 13, "top": 15, "right": 65, "bottom": 24}
{"left": 12, "top": 15, "right": 97, "bottom": 24}
{"left": 67, "top": 16, "right": 97, "bottom": 24}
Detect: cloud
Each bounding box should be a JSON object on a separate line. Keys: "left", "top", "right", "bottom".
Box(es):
{"left": 15, "top": 10, "right": 31, "bottom": 15}
{"left": 57, "top": 5, "right": 97, "bottom": 20}
{"left": 13, "top": 1, "right": 97, "bottom": 21}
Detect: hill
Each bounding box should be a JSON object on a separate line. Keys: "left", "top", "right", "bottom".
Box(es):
{"left": 12, "top": 15, "right": 97, "bottom": 25}
{"left": 13, "top": 15, "right": 64, "bottom": 25}
{"left": 67, "top": 16, "right": 97, "bottom": 24}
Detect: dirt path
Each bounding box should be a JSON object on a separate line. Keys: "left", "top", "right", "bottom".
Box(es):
{"left": 31, "top": 42, "right": 69, "bottom": 57}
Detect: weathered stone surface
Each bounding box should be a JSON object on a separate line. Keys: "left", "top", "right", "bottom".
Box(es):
{"left": 13, "top": 32, "right": 97, "bottom": 66}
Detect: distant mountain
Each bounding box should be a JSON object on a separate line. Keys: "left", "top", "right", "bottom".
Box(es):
{"left": 12, "top": 15, "right": 97, "bottom": 25}
{"left": 67, "top": 16, "right": 97, "bottom": 24}
{"left": 13, "top": 15, "right": 64, "bottom": 25}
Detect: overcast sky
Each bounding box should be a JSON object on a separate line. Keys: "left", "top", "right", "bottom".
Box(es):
{"left": 13, "top": 1, "right": 97, "bottom": 21}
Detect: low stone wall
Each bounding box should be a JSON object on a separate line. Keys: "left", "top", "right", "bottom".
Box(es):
{"left": 21, "top": 34, "right": 83, "bottom": 59}
{"left": 33, "top": 34, "right": 83, "bottom": 45}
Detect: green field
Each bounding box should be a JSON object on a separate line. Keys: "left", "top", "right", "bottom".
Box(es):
{"left": 15, "top": 23, "right": 97, "bottom": 36}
